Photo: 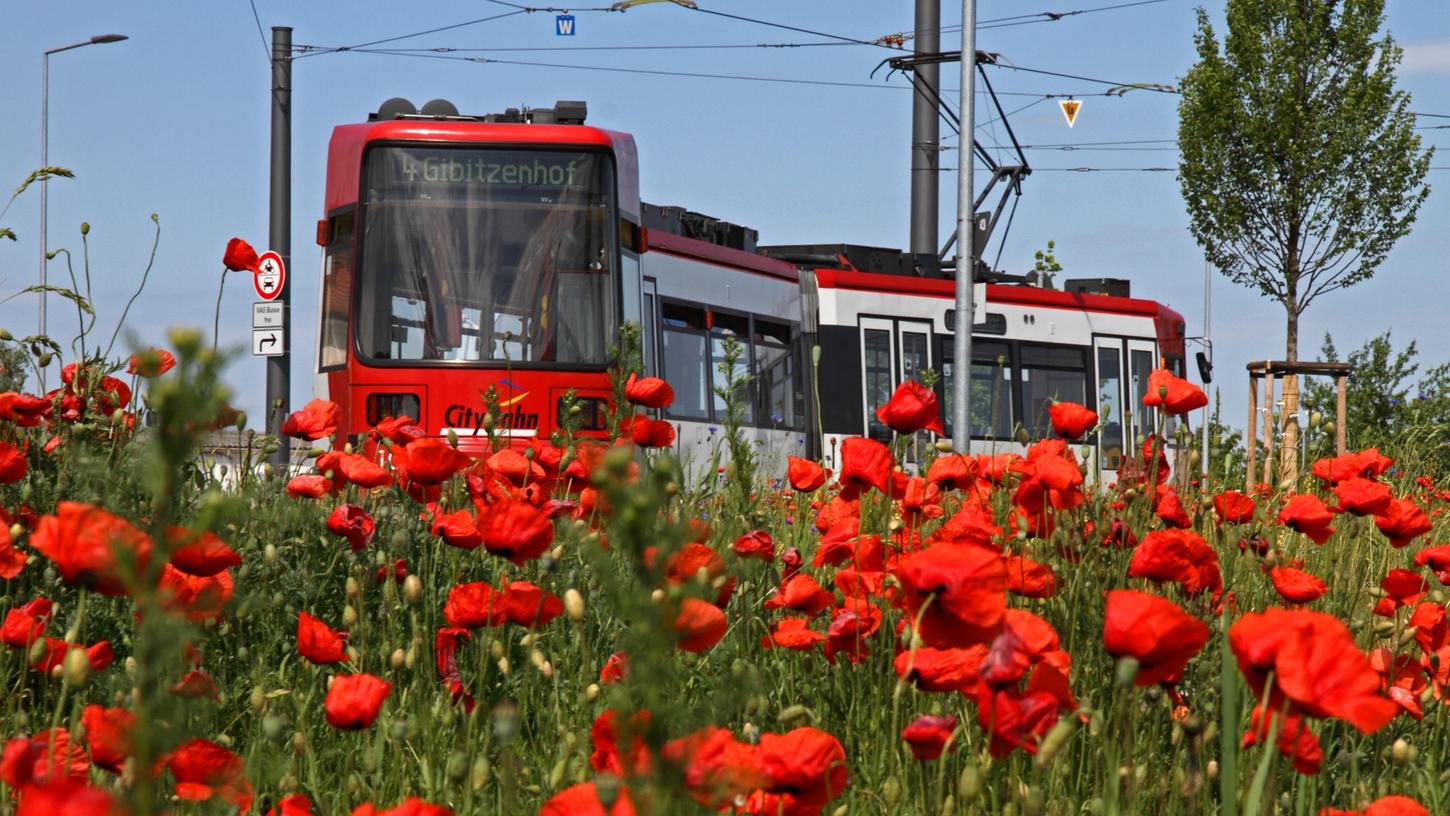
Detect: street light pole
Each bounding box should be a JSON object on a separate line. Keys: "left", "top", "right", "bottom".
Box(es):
{"left": 40, "top": 34, "right": 127, "bottom": 390}
{"left": 951, "top": 0, "right": 976, "bottom": 447}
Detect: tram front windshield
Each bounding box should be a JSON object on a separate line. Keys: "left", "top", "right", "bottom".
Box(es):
{"left": 357, "top": 146, "right": 617, "bottom": 364}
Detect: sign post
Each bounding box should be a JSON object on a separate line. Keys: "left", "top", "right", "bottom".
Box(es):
{"left": 268, "top": 26, "right": 292, "bottom": 467}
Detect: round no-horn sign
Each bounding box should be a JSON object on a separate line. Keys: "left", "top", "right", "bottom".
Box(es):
{"left": 254, "top": 251, "right": 286, "bottom": 301}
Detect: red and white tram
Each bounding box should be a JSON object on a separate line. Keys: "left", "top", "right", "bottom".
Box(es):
{"left": 314, "top": 99, "right": 1188, "bottom": 483}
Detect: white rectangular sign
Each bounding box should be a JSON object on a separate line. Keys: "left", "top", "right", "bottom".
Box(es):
{"left": 252, "top": 328, "right": 284, "bottom": 357}
{"left": 253, "top": 301, "right": 284, "bottom": 329}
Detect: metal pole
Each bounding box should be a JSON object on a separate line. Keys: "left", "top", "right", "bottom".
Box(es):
{"left": 39, "top": 52, "right": 48, "bottom": 391}
{"left": 909, "top": 0, "right": 940, "bottom": 266}
{"left": 1201, "top": 259, "right": 1210, "bottom": 476}
{"left": 951, "top": 0, "right": 976, "bottom": 446}
{"left": 268, "top": 26, "right": 293, "bottom": 467}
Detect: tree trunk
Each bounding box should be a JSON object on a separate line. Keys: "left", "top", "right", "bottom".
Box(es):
{"left": 1280, "top": 304, "right": 1301, "bottom": 487}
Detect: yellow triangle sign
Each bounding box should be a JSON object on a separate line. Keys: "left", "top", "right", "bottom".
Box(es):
{"left": 1059, "top": 98, "right": 1082, "bottom": 128}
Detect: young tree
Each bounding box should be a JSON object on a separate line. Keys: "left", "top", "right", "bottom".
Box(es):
{"left": 1177, "top": 0, "right": 1432, "bottom": 484}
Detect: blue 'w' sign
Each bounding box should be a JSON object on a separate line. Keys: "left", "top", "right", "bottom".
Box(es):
{"left": 556, "top": 15, "right": 576, "bottom": 35}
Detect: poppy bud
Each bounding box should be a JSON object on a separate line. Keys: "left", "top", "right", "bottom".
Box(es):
{"left": 882, "top": 776, "right": 901, "bottom": 807}
{"left": 496, "top": 657, "right": 509, "bottom": 674}
{"left": 447, "top": 751, "right": 469, "bottom": 783}
{"left": 346, "top": 576, "right": 360, "bottom": 600}
{"left": 447, "top": 428, "right": 459, "bottom": 448}
{"left": 62, "top": 646, "right": 90, "bottom": 687}
{"left": 390, "top": 648, "right": 405, "bottom": 670}
{"left": 471, "top": 756, "right": 491, "bottom": 789}
{"left": 548, "top": 758, "right": 568, "bottom": 789}
{"left": 405, "top": 645, "right": 418, "bottom": 670}
{"left": 292, "top": 732, "right": 307, "bottom": 753}
{"left": 37, "top": 352, "right": 52, "bottom": 368}
{"left": 777, "top": 704, "right": 811, "bottom": 724}
{"left": 265, "top": 543, "right": 278, "bottom": 563}
{"left": 280, "top": 773, "right": 299, "bottom": 792}
{"left": 585, "top": 683, "right": 600, "bottom": 702}
{"left": 1114, "top": 657, "right": 1140, "bottom": 687}
{"left": 9, "top": 523, "right": 22, "bottom": 539}
{"left": 0, "top": 329, "right": 10, "bottom": 341}
{"left": 564, "top": 589, "right": 585, "bottom": 620}
{"left": 1391, "top": 738, "right": 1410, "bottom": 764}
{"left": 263, "top": 715, "right": 286, "bottom": 742}
{"left": 342, "top": 606, "right": 358, "bottom": 627}
{"left": 403, "top": 575, "right": 422, "bottom": 605}
{"left": 1035, "top": 719, "right": 1073, "bottom": 765}
{"left": 250, "top": 686, "right": 266, "bottom": 712}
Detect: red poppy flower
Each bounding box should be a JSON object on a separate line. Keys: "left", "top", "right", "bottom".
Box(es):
{"left": 901, "top": 715, "right": 957, "bottom": 761}
{"left": 444, "top": 582, "right": 505, "bottom": 629}
{"left": 1102, "top": 590, "right": 1209, "bottom": 686}
{"left": 754, "top": 727, "right": 849, "bottom": 810}
{"left": 1004, "top": 555, "right": 1056, "bottom": 599}
{"left": 165, "top": 738, "right": 254, "bottom": 812}
{"left": 1141, "top": 368, "right": 1207, "bottom": 415}
{"left": 0, "top": 392, "right": 51, "bottom": 427}
{"left": 926, "top": 453, "right": 978, "bottom": 491}
{"left": 829, "top": 615, "right": 884, "bottom": 678}
{"left": 318, "top": 450, "right": 394, "bottom": 489}
{"left": 0, "top": 441, "right": 28, "bottom": 484}
{"left": 733, "top": 530, "right": 775, "bottom": 561}
{"left": 1213, "top": 490, "right": 1257, "bottom": 524}
{"left": 1, "top": 597, "right": 53, "bottom": 647}
{"left": 158, "top": 564, "right": 233, "bottom": 623}
{"left": 1048, "top": 401, "right": 1097, "bottom": 440}
{"left": 1278, "top": 494, "right": 1336, "bottom": 544}
{"left": 429, "top": 508, "right": 482, "bottom": 550}
{"left": 0, "top": 728, "right": 88, "bottom": 787}
{"left": 1155, "top": 488, "right": 1192, "bottom": 529}
{"left": 663, "top": 542, "right": 735, "bottom": 606}
{"left": 539, "top": 783, "right": 637, "bottom": 816}
{"left": 600, "top": 651, "right": 627, "bottom": 684}
{"left": 478, "top": 500, "right": 554, "bottom": 564}
{"left": 1414, "top": 545, "right": 1450, "bottom": 584}
{"left": 1229, "top": 608, "right": 1398, "bottom": 734}
{"left": 973, "top": 688, "right": 1060, "bottom": 758}
{"left": 895, "top": 544, "right": 1006, "bottom": 649}
{"left": 836, "top": 437, "right": 892, "bottom": 496}
{"left": 280, "top": 399, "right": 340, "bottom": 441}
{"left": 1311, "top": 448, "right": 1394, "bottom": 484}
{"left": 1269, "top": 567, "right": 1328, "bottom": 605}
{"left": 127, "top": 348, "right": 176, "bottom": 377}
{"left": 268, "top": 793, "right": 316, "bottom": 815}
{"left": 1333, "top": 477, "right": 1393, "bottom": 517}
{"left": 763, "top": 573, "right": 836, "bottom": 615}
{"left": 1375, "top": 569, "right": 1429, "bottom": 616}
{"left": 26, "top": 639, "right": 112, "bottom": 674}
{"left": 629, "top": 415, "right": 675, "bottom": 448}
{"left": 893, "top": 645, "right": 988, "bottom": 692}
{"left": 876, "top": 380, "right": 944, "bottom": 435}
{"left": 762, "top": 617, "right": 825, "bottom": 651}
{"left": 325, "top": 673, "right": 392, "bottom": 729}
{"left": 624, "top": 372, "right": 674, "bottom": 409}
{"left": 80, "top": 705, "right": 134, "bottom": 774}
{"left": 498, "top": 580, "right": 564, "bottom": 627}
{"left": 14, "top": 779, "right": 119, "bottom": 815}
{"left": 1374, "top": 498, "right": 1431, "bottom": 548}
{"left": 1357, "top": 796, "right": 1431, "bottom": 816}
{"left": 222, "top": 237, "right": 261, "bottom": 272}
{"left": 589, "top": 708, "right": 653, "bottom": 776}
{"left": 0, "top": 533, "right": 26, "bottom": 581}
{"left": 396, "top": 437, "right": 471, "bottom": 485}
{"left": 1128, "top": 529, "right": 1222, "bottom": 600}
{"left": 286, "top": 474, "right": 337, "bottom": 499}
{"left": 351, "top": 798, "right": 457, "bottom": 816}
{"left": 167, "top": 527, "right": 240, "bottom": 577}
{"left": 1242, "top": 706, "right": 1322, "bottom": 775}
{"left": 1011, "top": 452, "right": 1085, "bottom": 516}
{"left": 786, "top": 456, "right": 827, "bottom": 492}
{"left": 29, "top": 501, "right": 153, "bottom": 596}
{"left": 169, "top": 670, "right": 220, "bottom": 700}
{"left": 674, "top": 598, "right": 727, "bottom": 652}
{"left": 297, "top": 611, "right": 348, "bottom": 664}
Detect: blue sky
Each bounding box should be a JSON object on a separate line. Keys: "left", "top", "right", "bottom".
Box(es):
{"left": 2, "top": 1, "right": 1447, "bottom": 442}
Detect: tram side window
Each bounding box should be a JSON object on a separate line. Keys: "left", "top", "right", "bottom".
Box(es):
{"left": 1020, "top": 344, "right": 1088, "bottom": 438}
{"left": 1130, "top": 349, "right": 1156, "bottom": 439}
{"left": 710, "top": 311, "right": 753, "bottom": 425}
{"left": 941, "top": 340, "right": 1014, "bottom": 440}
{"left": 754, "top": 318, "right": 795, "bottom": 429}
{"left": 320, "top": 210, "right": 355, "bottom": 370}
{"left": 863, "top": 329, "right": 894, "bottom": 444}
{"left": 661, "top": 302, "right": 710, "bottom": 420}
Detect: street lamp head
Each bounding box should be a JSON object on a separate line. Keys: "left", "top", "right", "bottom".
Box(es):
{"left": 90, "top": 34, "right": 128, "bottom": 44}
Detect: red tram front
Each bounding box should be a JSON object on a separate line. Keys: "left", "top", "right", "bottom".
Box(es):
{"left": 315, "top": 100, "right": 642, "bottom": 453}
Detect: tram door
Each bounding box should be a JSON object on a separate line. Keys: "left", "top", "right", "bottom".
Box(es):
{"left": 1126, "top": 339, "right": 1158, "bottom": 447}
{"left": 1094, "top": 338, "right": 1127, "bottom": 475}
{"left": 861, "top": 317, "right": 934, "bottom": 444}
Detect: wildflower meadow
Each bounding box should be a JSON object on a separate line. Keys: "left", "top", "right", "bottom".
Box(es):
{"left": 1, "top": 237, "right": 1448, "bottom": 816}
